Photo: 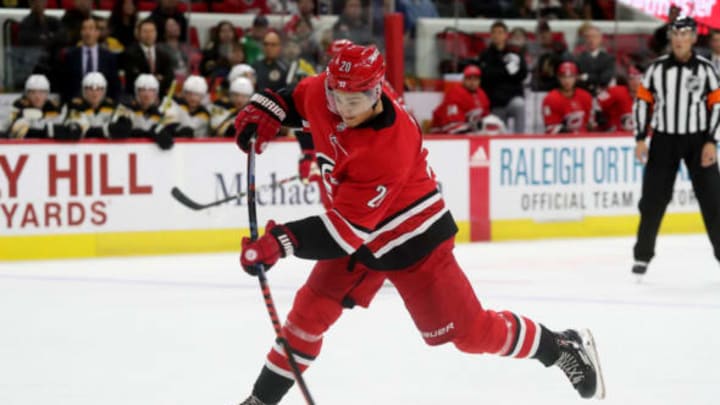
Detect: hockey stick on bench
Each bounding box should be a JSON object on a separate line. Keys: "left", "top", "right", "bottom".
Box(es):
{"left": 246, "top": 139, "right": 316, "bottom": 405}
{"left": 170, "top": 175, "right": 300, "bottom": 211}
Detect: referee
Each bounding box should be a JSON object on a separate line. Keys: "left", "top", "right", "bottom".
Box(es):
{"left": 632, "top": 16, "right": 720, "bottom": 276}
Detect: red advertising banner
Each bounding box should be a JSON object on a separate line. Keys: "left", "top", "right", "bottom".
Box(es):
{"left": 620, "top": 0, "right": 720, "bottom": 31}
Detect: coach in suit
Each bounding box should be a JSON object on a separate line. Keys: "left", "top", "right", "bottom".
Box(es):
{"left": 122, "top": 18, "right": 174, "bottom": 97}
{"left": 62, "top": 17, "right": 120, "bottom": 102}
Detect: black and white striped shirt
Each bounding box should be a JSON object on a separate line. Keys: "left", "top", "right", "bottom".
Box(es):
{"left": 633, "top": 53, "right": 720, "bottom": 142}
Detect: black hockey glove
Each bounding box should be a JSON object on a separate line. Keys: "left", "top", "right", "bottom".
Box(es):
{"left": 108, "top": 116, "right": 132, "bottom": 139}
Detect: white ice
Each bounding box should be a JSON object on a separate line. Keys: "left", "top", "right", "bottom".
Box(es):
{"left": 1, "top": 234, "right": 719, "bottom": 405}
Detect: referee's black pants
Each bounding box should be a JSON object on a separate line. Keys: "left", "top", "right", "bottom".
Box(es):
{"left": 634, "top": 133, "right": 720, "bottom": 262}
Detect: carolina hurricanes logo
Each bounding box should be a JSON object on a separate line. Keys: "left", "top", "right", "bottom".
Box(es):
{"left": 564, "top": 111, "right": 585, "bottom": 131}
{"left": 316, "top": 153, "right": 338, "bottom": 200}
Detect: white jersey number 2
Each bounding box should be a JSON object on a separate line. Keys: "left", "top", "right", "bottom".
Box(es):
{"left": 367, "top": 185, "right": 387, "bottom": 208}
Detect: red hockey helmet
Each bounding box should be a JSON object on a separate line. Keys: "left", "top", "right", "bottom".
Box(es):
{"left": 326, "top": 45, "right": 386, "bottom": 93}
{"left": 557, "top": 61, "right": 579, "bottom": 77}
{"left": 327, "top": 38, "right": 354, "bottom": 58}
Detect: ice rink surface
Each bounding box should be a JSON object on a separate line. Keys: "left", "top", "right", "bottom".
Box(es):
{"left": 1, "top": 234, "right": 719, "bottom": 405}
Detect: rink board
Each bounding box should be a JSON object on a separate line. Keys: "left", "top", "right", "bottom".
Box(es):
{"left": 0, "top": 139, "right": 469, "bottom": 260}
{"left": 480, "top": 134, "right": 706, "bottom": 240}
{"left": 1, "top": 135, "right": 710, "bottom": 260}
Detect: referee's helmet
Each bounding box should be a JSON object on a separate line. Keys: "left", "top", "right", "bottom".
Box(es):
{"left": 670, "top": 16, "right": 697, "bottom": 33}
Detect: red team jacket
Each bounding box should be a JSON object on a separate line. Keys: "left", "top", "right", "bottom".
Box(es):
{"left": 280, "top": 72, "right": 457, "bottom": 270}
{"left": 542, "top": 88, "right": 593, "bottom": 133}
{"left": 596, "top": 85, "right": 634, "bottom": 132}
{"left": 431, "top": 84, "right": 490, "bottom": 133}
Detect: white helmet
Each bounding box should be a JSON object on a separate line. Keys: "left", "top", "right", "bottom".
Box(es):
{"left": 82, "top": 72, "right": 107, "bottom": 89}
{"left": 230, "top": 77, "right": 254, "bottom": 96}
{"left": 182, "top": 75, "right": 208, "bottom": 95}
{"left": 228, "top": 64, "right": 256, "bottom": 83}
{"left": 25, "top": 74, "right": 50, "bottom": 92}
{"left": 134, "top": 74, "right": 159, "bottom": 93}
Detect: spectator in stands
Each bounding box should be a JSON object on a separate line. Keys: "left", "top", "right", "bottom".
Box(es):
{"left": 7, "top": 74, "right": 81, "bottom": 140}
{"left": 242, "top": 14, "right": 270, "bottom": 65}
{"left": 212, "top": 0, "right": 270, "bottom": 14}
{"left": 65, "top": 72, "right": 132, "bottom": 139}
{"left": 2, "top": 0, "right": 29, "bottom": 7}
{"left": 61, "top": 0, "right": 93, "bottom": 46}
{"left": 585, "top": 0, "right": 615, "bottom": 20}
{"left": 284, "top": 0, "right": 320, "bottom": 36}
{"left": 650, "top": 4, "right": 680, "bottom": 55}
{"left": 122, "top": 19, "right": 174, "bottom": 97}
{"left": 508, "top": 27, "right": 531, "bottom": 66}
{"left": 109, "top": 0, "right": 138, "bottom": 49}
{"left": 288, "top": 18, "right": 321, "bottom": 67}
{"left": 95, "top": 17, "right": 124, "bottom": 54}
{"left": 253, "top": 31, "right": 289, "bottom": 91}
{"left": 478, "top": 20, "right": 528, "bottom": 133}
{"left": 164, "top": 17, "right": 199, "bottom": 81}
{"left": 211, "top": 77, "right": 254, "bottom": 137}
{"left": 149, "top": 0, "right": 188, "bottom": 42}
{"left": 465, "top": 0, "right": 517, "bottom": 18}
{"left": 284, "top": 37, "right": 318, "bottom": 84}
{"left": 709, "top": 30, "right": 720, "bottom": 73}
{"left": 542, "top": 61, "right": 593, "bottom": 134}
{"left": 173, "top": 75, "right": 211, "bottom": 138}
{"left": 332, "top": 0, "right": 373, "bottom": 45}
{"left": 18, "top": 0, "right": 64, "bottom": 48}
{"left": 575, "top": 25, "right": 615, "bottom": 94}
{"left": 62, "top": 17, "right": 120, "bottom": 103}
{"left": 119, "top": 74, "right": 177, "bottom": 150}
{"left": 16, "top": 0, "right": 66, "bottom": 90}
{"left": 519, "top": 0, "right": 563, "bottom": 19}
{"left": 430, "top": 65, "right": 490, "bottom": 134}
{"left": 532, "top": 19, "right": 571, "bottom": 91}
{"left": 201, "top": 21, "right": 240, "bottom": 77}
{"left": 396, "top": 0, "right": 438, "bottom": 36}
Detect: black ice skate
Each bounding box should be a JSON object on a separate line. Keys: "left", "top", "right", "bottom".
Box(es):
{"left": 239, "top": 395, "right": 273, "bottom": 405}
{"left": 554, "top": 329, "right": 606, "bottom": 399}
{"left": 632, "top": 261, "right": 648, "bottom": 282}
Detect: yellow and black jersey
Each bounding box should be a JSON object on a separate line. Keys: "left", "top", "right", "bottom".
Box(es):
{"left": 210, "top": 97, "right": 238, "bottom": 137}
{"left": 7, "top": 98, "right": 65, "bottom": 139}
{"left": 174, "top": 96, "right": 211, "bottom": 138}
{"left": 66, "top": 97, "right": 119, "bottom": 138}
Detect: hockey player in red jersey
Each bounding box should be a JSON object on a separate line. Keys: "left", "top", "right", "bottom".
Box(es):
{"left": 542, "top": 61, "right": 594, "bottom": 134}
{"left": 596, "top": 84, "right": 634, "bottom": 132}
{"left": 233, "top": 45, "right": 606, "bottom": 405}
{"left": 431, "top": 64, "right": 491, "bottom": 133}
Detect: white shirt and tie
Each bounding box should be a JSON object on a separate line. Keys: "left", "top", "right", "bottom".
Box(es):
{"left": 140, "top": 44, "right": 156, "bottom": 73}
{"left": 82, "top": 45, "right": 99, "bottom": 75}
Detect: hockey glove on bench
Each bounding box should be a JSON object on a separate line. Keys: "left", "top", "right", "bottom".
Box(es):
{"left": 240, "top": 221, "right": 298, "bottom": 275}
{"left": 235, "top": 90, "right": 287, "bottom": 154}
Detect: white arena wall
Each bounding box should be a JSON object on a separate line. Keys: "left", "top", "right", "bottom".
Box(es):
{"left": 0, "top": 135, "right": 708, "bottom": 260}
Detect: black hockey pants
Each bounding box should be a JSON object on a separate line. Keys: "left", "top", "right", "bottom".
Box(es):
{"left": 634, "top": 133, "right": 720, "bottom": 262}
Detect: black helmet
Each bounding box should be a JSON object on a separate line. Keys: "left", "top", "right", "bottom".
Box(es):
{"left": 670, "top": 16, "right": 697, "bottom": 32}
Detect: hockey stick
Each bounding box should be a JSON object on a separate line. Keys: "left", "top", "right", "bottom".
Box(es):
{"left": 246, "top": 139, "right": 316, "bottom": 405}
{"left": 170, "top": 175, "right": 300, "bottom": 211}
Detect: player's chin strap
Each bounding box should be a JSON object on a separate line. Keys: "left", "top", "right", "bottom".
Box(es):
{"left": 246, "top": 138, "right": 316, "bottom": 405}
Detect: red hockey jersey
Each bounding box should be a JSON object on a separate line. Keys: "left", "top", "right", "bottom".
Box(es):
{"left": 596, "top": 85, "right": 634, "bottom": 132}
{"left": 542, "top": 88, "right": 593, "bottom": 134}
{"left": 284, "top": 72, "right": 457, "bottom": 270}
{"left": 431, "top": 84, "right": 490, "bottom": 133}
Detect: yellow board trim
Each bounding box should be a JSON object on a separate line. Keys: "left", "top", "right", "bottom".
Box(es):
{"left": 491, "top": 212, "right": 704, "bottom": 241}
{"left": 0, "top": 220, "right": 473, "bottom": 261}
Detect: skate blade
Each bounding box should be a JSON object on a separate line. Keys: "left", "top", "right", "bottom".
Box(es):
{"left": 580, "top": 328, "right": 606, "bottom": 400}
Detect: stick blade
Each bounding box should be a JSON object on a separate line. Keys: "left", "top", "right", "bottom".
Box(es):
{"left": 170, "top": 187, "right": 206, "bottom": 210}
